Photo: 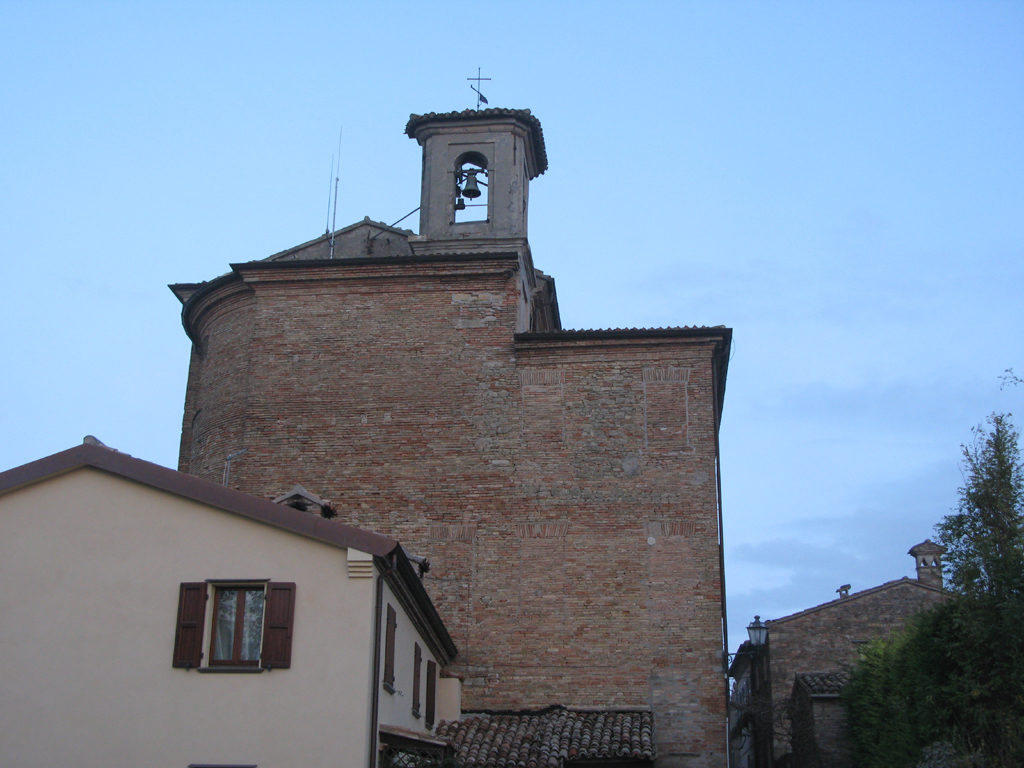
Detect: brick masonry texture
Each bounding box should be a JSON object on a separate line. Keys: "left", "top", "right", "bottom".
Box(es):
{"left": 175, "top": 253, "right": 730, "bottom": 767}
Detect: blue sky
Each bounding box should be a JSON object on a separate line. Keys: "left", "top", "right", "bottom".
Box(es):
{"left": 2, "top": 2, "right": 1022, "bottom": 651}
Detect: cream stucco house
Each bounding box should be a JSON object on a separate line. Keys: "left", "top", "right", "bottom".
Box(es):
{"left": 0, "top": 440, "right": 459, "bottom": 768}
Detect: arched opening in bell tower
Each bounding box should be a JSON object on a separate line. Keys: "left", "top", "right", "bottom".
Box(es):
{"left": 453, "top": 151, "right": 488, "bottom": 223}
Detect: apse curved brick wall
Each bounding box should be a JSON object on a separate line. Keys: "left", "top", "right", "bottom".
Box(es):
{"left": 176, "top": 255, "right": 730, "bottom": 767}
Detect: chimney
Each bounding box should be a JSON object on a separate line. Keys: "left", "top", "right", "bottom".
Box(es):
{"left": 908, "top": 539, "right": 946, "bottom": 589}
{"left": 273, "top": 484, "right": 337, "bottom": 519}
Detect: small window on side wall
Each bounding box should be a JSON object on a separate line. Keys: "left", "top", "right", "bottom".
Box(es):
{"left": 172, "top": 582, "right": 295, "bottom": 670}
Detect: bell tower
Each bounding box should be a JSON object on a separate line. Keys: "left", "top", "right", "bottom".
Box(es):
{"left": 405, "top": 109, "right": 547, "bottom": 253}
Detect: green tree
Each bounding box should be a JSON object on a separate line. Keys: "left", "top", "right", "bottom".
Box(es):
{"left": 938, "top": 413, "right": 1024, "bottom": 600}
{"left": 934, "top": 414, "right": 1024, "bottom": 763}
{"left": 846, "top": 414, "right": 1024, "bottom": 768}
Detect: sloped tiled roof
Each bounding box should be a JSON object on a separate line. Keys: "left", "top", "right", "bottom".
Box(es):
{"left": 795, "top": 672, "right": 850, "bottom": 697}
{"left": 437, "top": 706, "right": 655, "bottom": 767}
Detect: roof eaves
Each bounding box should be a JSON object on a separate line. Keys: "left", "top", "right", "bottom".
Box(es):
{"left": 405, "top": 108, "right": 548, "bottom": 177}
{"left": 232, "top": 252, "right": 521, "bottom": 272}
{"left": 516, "top": 326, "right": 732, "bottom": 344}
{"left": 381, "top": 546, "right": 458, "bottom": 663}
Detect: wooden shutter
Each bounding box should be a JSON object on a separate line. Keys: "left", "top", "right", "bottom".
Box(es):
{"left": 260, "top": 582, "right": 296, "bottom": 669}
{"left": 383, "top": 603, "right": 397, "bottom": 691}
{"left": 425, "top": 660, "right": 437, "bottom": 728}
{"left": 172, "top": 582, "right": 207, "bottom": 668}
{"left": 412, "top": 642, "right": 422, "bottom": 716}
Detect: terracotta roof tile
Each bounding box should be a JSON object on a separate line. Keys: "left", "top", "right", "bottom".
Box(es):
{"left": 795, "top": 672, "right": 849, "bottom": 696}
{"left": 437, "top": 706, "right": 654, "bottom": 767}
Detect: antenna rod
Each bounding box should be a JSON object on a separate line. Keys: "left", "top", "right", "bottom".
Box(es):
{"left": 223, "top": 448, "right": 248, "bottom": 486}
{"left": 325, "top": 154, "right": 335, "bottom": 235}
{"left": 329, "top": 126, "right": 342, "bottom": 259}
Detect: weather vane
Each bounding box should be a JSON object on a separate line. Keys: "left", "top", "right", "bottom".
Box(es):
{"left": 467, "top": 67, "right": 491, "bottom": 110}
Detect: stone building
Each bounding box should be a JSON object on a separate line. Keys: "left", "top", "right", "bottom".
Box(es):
{"left": 171, "top": 108, "right": 732, "bottom": 767}
{"left": 730, "top": 540, "right": 948, "bottom": 768}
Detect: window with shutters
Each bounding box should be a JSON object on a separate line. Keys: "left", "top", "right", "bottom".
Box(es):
{"left": 383, "top": 603, "right": 397, "bottom": 693}
{"left": 210, "top": 586, "right": 265, "bottom": 665}
{"left": 412, "top": 642, "right": 422, "bottom": 718}
{"left": 425, "top": 659, "right": 436, "bottom": 729}
{"left": 172, "top": 581, "right": 295, "bottom": 671}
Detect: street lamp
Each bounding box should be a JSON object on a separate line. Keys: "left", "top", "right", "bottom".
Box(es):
{"left": 747, "top": 615, "right": 768, "bottom": 647}
{"left": 724, "top": 616, "right": 771, "bottom": 673}
{"left": 740, "top": 616, "right": 773, "bottom": 768}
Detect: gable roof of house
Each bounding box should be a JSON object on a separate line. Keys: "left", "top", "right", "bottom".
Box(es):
{"left": 766, "top": 576, "right": 945, "bottom": 627}
{"left": 0, "top": 441, "right": 398, "bottom": 557}
{"left": 437, "top": 706, "right": 655, "bottom": 767}
{"left": 0, "top": 440, "right": 458, "bottom": 661}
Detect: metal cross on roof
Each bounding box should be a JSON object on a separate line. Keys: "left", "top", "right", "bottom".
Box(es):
{"left": 467, "top": 67, "right": 491, "bottom": 109}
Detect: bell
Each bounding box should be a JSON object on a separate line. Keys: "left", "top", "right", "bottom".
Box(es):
{"left": 462, "top": 170, "right": 482, "bottom": 199}
{"left": 454, "top": 197, "right": 466, "bottom": 210}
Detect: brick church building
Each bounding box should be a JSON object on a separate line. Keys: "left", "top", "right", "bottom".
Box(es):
{"left": 171, "top": 108, "right": 732, "bottom": 767}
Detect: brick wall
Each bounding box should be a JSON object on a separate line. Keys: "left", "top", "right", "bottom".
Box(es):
{"left": 768, "top": 579, "right": 947, "bottom": 694}
{"left": 174, "top": 253, "right": 731, "bottom": 767}
{"left": 810, "top": 698, "right": 850, "bottom": 767}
